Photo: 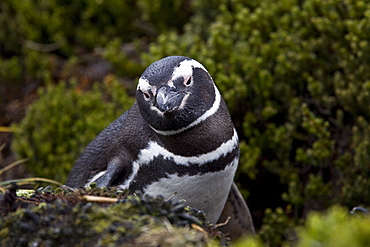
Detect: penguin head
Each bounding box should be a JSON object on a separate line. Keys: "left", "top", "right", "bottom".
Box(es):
{"left": 136, "top": 56, "right": 220, "bottom": 134}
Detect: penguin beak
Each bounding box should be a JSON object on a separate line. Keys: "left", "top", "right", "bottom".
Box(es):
{"left": 155, "top": 86, "right": 185, "bottom": 112}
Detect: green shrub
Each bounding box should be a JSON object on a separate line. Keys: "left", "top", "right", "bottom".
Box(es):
{"left": 11, "top": 77, "right": 134, "bottom": 183}
{"left": 142, "top": 0, "right": 370, "bottom": 244}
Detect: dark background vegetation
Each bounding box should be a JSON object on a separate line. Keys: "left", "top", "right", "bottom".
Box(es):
{"left": 1, "top": 0, "right": 370, "bottom": 245}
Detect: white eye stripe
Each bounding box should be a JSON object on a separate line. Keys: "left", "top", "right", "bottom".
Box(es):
{"left": 137, "top": 77, "right": 151, "bottom": 92}
{"left": 172, "top": 59, "right": 208, "bottom": 81}
{"left": 138, "top": 60, "right": 207, "bottom": 92}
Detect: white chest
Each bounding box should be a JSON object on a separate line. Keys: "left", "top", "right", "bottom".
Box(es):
{"left": 144, "top": 158, "right": 238, "bottom": 223}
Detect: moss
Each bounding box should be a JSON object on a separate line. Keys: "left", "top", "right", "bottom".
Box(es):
{"left": 3, "top": 186, "right": 368, "bottom": 246}
{"left": 0, "top": 186, "right": 223, "bottom": 246}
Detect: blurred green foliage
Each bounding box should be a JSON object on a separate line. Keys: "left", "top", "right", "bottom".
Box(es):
{"left": 297, "top": 206, "right": 370, "bottom": 247}
{"left": 0, "top": 0, "right": 191, "bottom": 85}
{"left": 12, "top": 77, "right": 134, "bottom": 183}
{"left": 258, "top": 206, "right": 299, "bottom": 246}
{"left": 3, "top": 0, "right": 370, "bottom": 245}
{"left": 236, "top": 206, "right": 370, "bottom": 247}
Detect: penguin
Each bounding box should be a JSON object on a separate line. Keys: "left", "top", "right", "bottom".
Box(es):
{"left": 66, "top": 56, "right": 255, "bottom": 238}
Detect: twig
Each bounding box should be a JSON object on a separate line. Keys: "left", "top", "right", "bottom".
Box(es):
{"left": 82, "top": 195, "right": 118, "bottom": 203}
{"left": 214, "top": 216, "right": 231, "bottom": 228}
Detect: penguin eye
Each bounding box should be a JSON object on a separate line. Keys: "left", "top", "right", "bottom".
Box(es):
{"left": 183, "top": 76, "right": 192, "bottom": 87}
{"left": 143, "top": 91, "right": 151, "bottom": 101}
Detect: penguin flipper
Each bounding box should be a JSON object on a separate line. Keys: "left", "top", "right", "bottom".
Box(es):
{"left": 217, "top": 182, "right": 255, "bottom": 239}
{"left": 65, "top": 107, "right": 137, "bottom": 188}
{"left": 91, "top": 155, "right": 132, "bottom": 188}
